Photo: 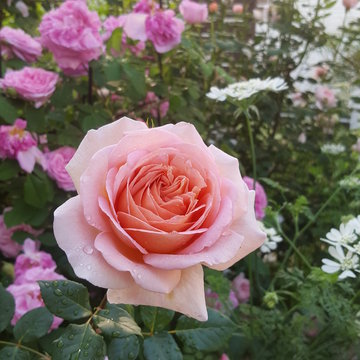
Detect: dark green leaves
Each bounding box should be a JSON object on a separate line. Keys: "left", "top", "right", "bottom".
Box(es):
{"left": 0, "top": 160, "right": 19, "bottom": 181}
{"left": 0, "top": 96, "right": 18, "bottom": 123}
{"left": 14, "top": 307, "right": 53, "bottom": 343}
{"left": 0, "top": 346, "right": 31, "bottom": 360}
{"left": 93, "top": 303, "right": 142, "bottom": 339}
{"left": 24, "top": 172, "right": 54, "bottom": 209}
{"left": 107, "top": 336, "right": 140, "bottom": 360}
{"left": 0, "top": 284, "right": 15, "bottom": 332}
{"left": 52, "top": 324, "right": 106, "bottom": 360}
{"left": 38, "top": 280, "right": 92, "bottom": 321}
{"left": 175, "top": 308, "right": 236, "bottom": 352}
{"left": 144, "top": 332, "right": 182, "bottom": 360}
{"left": 140, "top": 306, "right": 175, "bottom": 332}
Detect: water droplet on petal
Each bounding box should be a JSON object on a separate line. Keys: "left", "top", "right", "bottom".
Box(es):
{"left": 86, "top": 264, "right": 92, "bottom": 271}
{"left": 83, "top": 245, "right": 94, "bottom": 255}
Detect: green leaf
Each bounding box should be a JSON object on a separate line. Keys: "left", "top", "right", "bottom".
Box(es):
{"left": 14, "top": 307, "right": 53, "bottom": 343}
{"left": 204, "top": 268, "right": 231, "bottom": 303}
{"left": 121, "top": 63, "right": 146, "bottom": 101}
{"left": 175, "top": 308, "right": 236, "bottom": 352}
{"left": 23, "top": 107, "right": 46, "bottom": 132}
{"left": 93, "top": 303, "right": 141, "bottom": 339}
{"left": 144, "top": 332, "right": 182, "bottom": 360}
{"left": 53, "top": 324, "right": 106, "bottom": 360}
{"left": 106, "top": 27, "right": 123, "bottom": 54}
{"left": 0, "top": 95, "right": 18, "bottom": 123}
{"left": 37, "top": 232, "right": 57, "bottom": 246}
{"left": 140, "top": 306, "right": 174, "bottom": 332}
{"left": 39, "top": 327, "right": 65, "bottom": 357}
{"left": 107, "top": 336, "right": 140, "bottom": 360}
{"left": 0, "top": 160, "right": 19, "bottom": 181}
{"left": 0, "top": 283, "right": 15, "bottom": 332}
{"left": 81, "top": 113, "right": 108, "bottom": 132}
{"left": 0, "top": 346, "right": 31, "bottom": 360}
{"left": 11, "top": 230, "right": 31, "bottom": 244}
{"left": 24, "top": 172, "right": 54, "bottom": 209}
{"left": 38, "top": 280, "right": 92, "bottom": 321}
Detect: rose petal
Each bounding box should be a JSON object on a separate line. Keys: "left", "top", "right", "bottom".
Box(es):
{"left": 94, "top": 232, "right": 181, "bottom": 293}
{"left": 67, "top": 117, "right": 147, "bottom": 191}
{"left": 107, "top": 264, "right": 207, "bottom": 321}
{"left": 53, "top": 196, "right": 132, "bottom": 289}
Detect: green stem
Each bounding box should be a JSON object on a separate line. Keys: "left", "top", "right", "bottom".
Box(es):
{"left": 333, "top": 11, "right": 348, "bottom": 63}
{"left": 245, "top": 110, "right": 257, "bottom": 186}
{"left": 0, "top": 340, "right": 49, "bottom": 359}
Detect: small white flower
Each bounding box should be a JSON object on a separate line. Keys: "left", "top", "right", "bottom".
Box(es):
{"left": 321, "top": 143, "right": 345, "bottom": 155}
{"left": 321, "top": 244, "right": 359, "bottom": 279}
{"left": 339, "top": 176, "right": 360, "bottom": 189}
{"left": 206, "top": 87, "right": 227, "bottom": 101}
{"left": 348, "top": 216, "right": 360, "bottom": 235}
{"left": 259, "top": 222, "right": 283, "bottom": 253}
{"left": 321, "top": 222, "right": 357, "bottom": 247}
{"left": 207, "top": 77, "right": 287, "bottom": 102}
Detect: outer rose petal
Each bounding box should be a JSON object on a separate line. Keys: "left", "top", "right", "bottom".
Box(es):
{"left": 209, "top": 191, "right": 266, "bottom": 270}
{"left": 107, "top": 264, "right": 207, "bottom": 321}
{"left": 67, "top": 117, "right": 147, "bottom": 191}
{"left": 124, "top": 13, "right": 148, "bottom": 41}
{"left": 53, "top": 196, "right": 133, "bottom": 289}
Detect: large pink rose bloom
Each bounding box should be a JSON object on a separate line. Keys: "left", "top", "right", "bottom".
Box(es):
{"left": 0, "top": 26, "right": 42, "bottom": 63}
{"left": 53, "top": 117, "right": 265, "bottom": 320}
{"left": 0, "top": 67, "right": 58, "bottom": 108}
{"left": 243, "top": 176, "right": 267, "bottom": 220}
{"left": 45, "top": 146, "right": 76, "bottom": 191}
{"left": 39, "top": 0, "right": 103, "bottom": 76}
{"left": 179, "top": 0, "right": 208, "bottom": 24}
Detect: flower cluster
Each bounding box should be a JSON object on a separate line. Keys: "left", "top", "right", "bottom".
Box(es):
{"left": 259, "top": 222, "right": 283, "bottom": 254}
{"left": 321, "top": 217, "right": 360, "bottom": 279}
{"left": 7, "top": 239, "right": 65, "bottom": 327}
{"left": 321, "top": 143, "right": 345, "bottom": 155}
{"left": 206, "top": 77, "right": 288, "bottom": 102}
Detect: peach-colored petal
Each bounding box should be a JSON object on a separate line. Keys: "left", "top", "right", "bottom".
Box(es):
{"left": 209, "top": 144, "right": 248, "bottom": 217}
{"left": 107, "top": 265, "right": 207, "bottom": 321}
{"left": 67, "top": 117, "right": 147, "bottom": 191}
{"left": 94, "top": 232, "right": 181, "bottom": 293}
{"left": 53, "top": 196, "right": 133, "bottom": 289}
{"left": 209, "top": 191, "right": 266, "bottom": 271}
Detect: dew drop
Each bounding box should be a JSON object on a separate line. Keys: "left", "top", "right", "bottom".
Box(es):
{"left": 57, "top": 340, "right": 64, "bottom": 348}
{"left": 44, "top": 282, "right": 50, "bottom": 287}
{"left": 67, "top": 289, "right": 74, "bottom": 296}
{"left": 84, "top": 343, "right": 90, "bottom": 349}
{"left": 83, "top": 245, "right": 94, "bottom": 255}
{"left": 137, "top": 274, "right": 142, "bottom": 279}
{"left": 128, "top": 352, "right": 135, "bottom": 359}
{"left": 73, "top": 310, "right": 79, "bottom": 316}
{"left": 61, "top": 299, "right": 68, "bottom": 305}
{"left": 68, "top": 334, "right": 74, "bottom": 340}
{"left": 54, "top": 289, "right": 63, "bottom": 296}
{"left": 112, "top": 331, "right": 121, "bottom": 338}
{"left": 86, "top": 264, "right": 92, "bottom": 271}
{"left": 52, "top": 281, "right": 58, "bottom": 287}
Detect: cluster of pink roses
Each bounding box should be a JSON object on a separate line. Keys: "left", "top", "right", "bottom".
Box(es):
{"left": 6, "top": 239, "right": 65, "bottom": 328}
{"left": 0, "top": 119, "right": 75, "bottom": 190}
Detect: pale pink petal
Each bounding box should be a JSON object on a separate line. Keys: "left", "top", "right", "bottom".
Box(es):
{"left": 66, "top": 117, "right": 147, "bottom": 191}
{"left": 16, "top": 148, "right": 36, "bottom": 173}
{"left": 94, "top": 232, "right": 181, "bottom": 293}
{"left": 107, "top": 265, "right": 208, "bottom": 321}
{"left": 124, "top": 13, "right": 148, "bottom": 41}
{"left": 53, "top": 196, "right": 133, "bottom": 289}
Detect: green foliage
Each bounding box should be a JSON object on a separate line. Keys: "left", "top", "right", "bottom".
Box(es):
{"left": 0, "top": 284, "right": 15, "bottom": 333}
{"left": 144, "top": 332, "right": 182, "bottom": 360}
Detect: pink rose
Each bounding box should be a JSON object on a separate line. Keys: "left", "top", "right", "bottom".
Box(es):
{"left": 133, "top": 0, "right": 159, "bottom": 14}
{"left": 179, "top": 0, "right": 208, "bottom": 24}
{"left": 0, "top": 119, "right": 46, "bottom": 173}
{"left": 313, "top": 65, "right": 329, "bottom": 79}
{"left": 39, "top": 0, "right": 103, "bottom": 76}
{"left": 143, "top": 91, "right": 169, "bottom": 119}
{"left": 14, "top": 239, "right": 56, "bottom": 284}
{"left": 0, "top": 26, "right": 42, "bottom": 62}
{"left": 315, "top": 86, "right": 336, "bottom": 110}
{"left": 205, "top": 289, "right": 222, "bottom": 310}
{"left": 243, "top": 176, "right": 267, "bottom": 220}
{"left": 0, "top": 213, "right": 41, "bottom": 258}
{"left": 53, "top": 117, "right": 265, "bottom": 321}
{"left": 228, "top": 289, "right": 239, "bottom": 308}
{"left": 343, "top": 0, "right": 358, "bottom": 9}
{"left": 232, "top": 4, "right": 244, "bottom": 14}
{"left": 220, "top": 354, "right": 230, "bottom": 360}
{"left": 232, "top": 272, "right": 250, "bottom": 303}
{"left": 145, "top": 10, "right": 185, "bottom": 53}
{"left": 45, "top": 146, "right": 76, "bottom": 191}
{"left": 7, "top": 281, "right": 63, "bottom": 329}
{"left": 0, "top": 67, "right": 58, "bottom": 108}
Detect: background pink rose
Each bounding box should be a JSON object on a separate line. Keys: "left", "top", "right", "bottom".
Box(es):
{"left": 179, "top": 0, "right": 208, "bottom": 24}
{"left": 343, "top": 0, "right": 358, "bottom": 9}
{"left": 0, "top": 67, "right": 58, "bottom": 108}
{"left": 45, "top": 146, "right": 76, "bottom": 191}
{"left": 54, "top": 117, "right": 265, "bottom": 321}
{"left": 243, "top": 176, "right": 267, "bottom": 220}
{"left": 0, "top": 26, "right": 42, "bottom": 62}
{"left": 39, "top": 0, "right": 103, "bottom": 76}
{"left": 315, "top": 86, "right": 337, "bottom": 110}
{"left": 232, "top": 272, "right": 250, "bottom": 303}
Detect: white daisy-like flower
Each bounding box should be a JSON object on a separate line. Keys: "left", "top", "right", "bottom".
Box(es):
{"left": 321, "top": 222, "right": 357, "bottom": 247}
{"left": 347, "top": 216, "right": 360, "bottom": 235}
{"left": 321, "top": 244, "right": 360, "bottom": 280}
{"left": 206, "top": 77, "right": 288, "bottom": 102}
{"left": 258, "top": 222, "right": 283, "bottom": 253}
{"left": 206, "top": 87, "right": 227, "bottom": 101}
{"left": 339, "top": 177, "right": 360, "bottom": 189}
{"left": 321, "top": 143, "right": 345, "bottom": 155}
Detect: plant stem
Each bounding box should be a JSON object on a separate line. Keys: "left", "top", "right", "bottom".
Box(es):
{"left": 87, "top": 65, "right": 93, "bottom": 105}
{"left": 333, "top": 11, "right": 348, "bottom": 63}
{"left": 245, "top": 110, "right": 257, "bottom": 187}
{"left": 0, "top": 340, "right": 50, "bottom": 359}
